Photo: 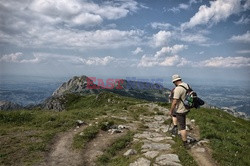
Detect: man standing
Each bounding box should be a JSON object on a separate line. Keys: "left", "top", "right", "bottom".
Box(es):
{"left": 169, "top": 74, "right": 191, "bottom": 149}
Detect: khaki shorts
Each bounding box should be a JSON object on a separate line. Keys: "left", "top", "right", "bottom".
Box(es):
{"left": 172, "top": 110, "right": 189, "bottom": 130}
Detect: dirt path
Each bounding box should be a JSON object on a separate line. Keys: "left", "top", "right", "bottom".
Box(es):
{"left": 39, "top": 102, "right": 218, "bottom": 166}
{"left": 82, "top": 130, "right": 127, "bottom": 166}
{"left": 41, "top": 125, "right": 87, "bottom": 166}
{"left": 187, "top": 119, "right": 218, "bottom": 166}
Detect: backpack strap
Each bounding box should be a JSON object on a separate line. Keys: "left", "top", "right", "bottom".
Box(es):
{"left": 177, "top": 84, "right": 191, "bottom": 107}
{"left": 177, "top": 84, "right": 191, "bottom": 91}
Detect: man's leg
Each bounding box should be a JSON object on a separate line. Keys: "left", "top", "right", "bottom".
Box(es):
{"left": 176, "top": 113, "right": 189, "bottom": 148}
{"left": 180, "top": 129, "right": 187, "bottom": 141}
{"left": 172, "top": 116, "right": 177, "bottom": 126}
{"left": 170, "top": 112, "right": 178, "bottom": 135}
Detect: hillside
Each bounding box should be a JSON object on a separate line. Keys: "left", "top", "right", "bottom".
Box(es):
{"left": 42, "top": 75, "right": 170, "bottom": 111}
{"left": 0, "top": 91, "right": 250, "bottom": 166}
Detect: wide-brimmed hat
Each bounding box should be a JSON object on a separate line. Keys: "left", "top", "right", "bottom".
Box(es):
{"left": 172, "top": 74, "right": 182, "bottom": 83}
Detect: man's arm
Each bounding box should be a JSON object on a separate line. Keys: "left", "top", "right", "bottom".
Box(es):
{"left": 169, "top": 99, "right": 178, "bottom": 115}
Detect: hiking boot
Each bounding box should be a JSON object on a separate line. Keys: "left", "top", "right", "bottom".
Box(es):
{"left": 183, "top": 141, "right": 192, "bottom": 150}
{"left": 187, "top": 136, "right": 198, "bottom": 145}
{"left": 170, "top": 126, "right": 178, "bottom": 135}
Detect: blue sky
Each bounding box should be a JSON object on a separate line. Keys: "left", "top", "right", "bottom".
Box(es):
{"left": 0, "top": 0, "right": 250, "bottom": 83}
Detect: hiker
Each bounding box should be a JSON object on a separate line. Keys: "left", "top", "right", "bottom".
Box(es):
{"left": 168, "top": 88, "right": 178, "bottom": 135}
{"left": 168, "top": 74, "right": 191, "bottom": 149}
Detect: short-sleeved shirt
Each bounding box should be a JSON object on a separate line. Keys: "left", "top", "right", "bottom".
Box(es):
{"left": 173, "top": 82, "right": 189, "bottom": 113}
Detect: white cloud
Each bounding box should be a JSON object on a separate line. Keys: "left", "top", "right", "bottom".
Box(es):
{"left": 0, "top": 52, "right": 115, "bottom": 66}
{"left": 138, "top": 44, "right": 189, "bottom": 67}
{"left": 152, "top": 31, "right": 172, "bottom": 47}
{"left": 154, "top": 45, "right": 188, "bottom": 58}
{"left": 137, "top": 55, "right": 158, "bottom": 67}
{"left": 179, "top": 33, "right": 209, "bottom": 44}
{"left": 236, "top": 50, "right": 250, "bottom": 54}
{"left": 0, "top": 0, "right": 144, "bottom": 49}
{"left": 0, "top": 27, "right": 144, "bottom": 49}
{"left": 132, "top": 47, "right": 143, "bottom": 55}
{"left": 0, "top": 52, "right": 42, "bottom": 64}
{"left": 199, "top": 56, "right": 250, "bottom": 68}
{"left": 243, "top": 0, "right": 250, "bottom": 10}
{"left": 28, "top": 0, "right": 139, "bottom": 26}
{"left": 181, "top": 0, "right": 242, "bottom": 30}
{"left": 72, "top": 13, "right": 103, "bottom": 26}
{"left": 138, "top": 54, "right": 190, "bottom": 67}
{"left": 234, "top": 15, "right": 250, "bottom": 24}
{"left": 229, "top": 31, "right": 250, "bottom": 43}
{"left": 199, "top": 51, "right": 204, "bottom": 55}
{"left": 150, "top": 22, "right": 173, "bottom": 30}
{"left": 79, "top": 56, "right": 115, "bottom": 65}
{"left": 159, "top": 55, "right": 189, "bottom": 67}
{"left": 168, "top": 0, "right": 201, "bottom": 13}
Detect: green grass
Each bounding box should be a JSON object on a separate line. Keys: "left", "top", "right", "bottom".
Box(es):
{"left": 97, "top": 131, "right": 134, "bottom": 166}
{"left": 171, "top": 136, "right": 198, "bottom": 166}
{"left": 0, "top": 108, "right": 102, "bottom": 165}
{"left": 0, "top": 92, "right": 146, "bottom": 165}
{"left": 188, "top": 108, "right": 250, "bottom": 166}
{"left": 72, "top": 125, "right": 100, "bottom": 149}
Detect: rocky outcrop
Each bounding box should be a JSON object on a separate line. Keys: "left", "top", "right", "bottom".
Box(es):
{"left": 52, "top": 75, "right": 170, "bottom": 101}
{"left": 221, "top": 107, "right": 249, "bottom": 120}
{"left": 52, "top": 75, "right": 101, "bottom": 96}
{"left": 42, "top": 75, "right": 170, "bottom": 111}
{"left": 42, "top": 96, "right": 66, "bottom": 111}
{"left": 0, "top": 101, "right": 23, "bottom": 110}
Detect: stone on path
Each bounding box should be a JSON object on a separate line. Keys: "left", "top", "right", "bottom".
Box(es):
{"left": 144, "top": 151, "right": 159, "bottom": 159}
{"left": 129, "top": 157, "right": 151, "bottom": 166}
{"left": 124, "top": 149, "right": 137, "bottom": 156}
{"left": 155, "top": 154, "right": 182, "bottom": 166}
{"left": 142, "top": 143, "right": 171, "bottom": 152}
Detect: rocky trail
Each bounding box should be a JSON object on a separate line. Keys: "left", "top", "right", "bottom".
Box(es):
{"left": 41, "top": 103, "right": 217, "bottom": 166}
{"left": 40, "top": 125, "right": 87, "bottom": 166}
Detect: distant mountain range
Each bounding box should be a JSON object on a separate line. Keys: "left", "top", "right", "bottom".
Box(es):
{"left": 1, "top": 75, "right": 249, "bottom": 120}
{"left": 0, "top": 75, "right": 170, "bottom": 110}
{"left": 43, "top": 75, "right": 170, "bottom": 111}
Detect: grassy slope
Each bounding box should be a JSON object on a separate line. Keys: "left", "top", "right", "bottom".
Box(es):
{"left": 1, "top": 92, "right": 249, "bottom": 166}
{"left": 188, "top": 108, "right": 250, "bottom": 166}
{"left": 0, "top": 92, "right": 144, "bottom": 165}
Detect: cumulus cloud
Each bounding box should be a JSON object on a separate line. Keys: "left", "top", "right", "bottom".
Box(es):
{"left": 137, "top": 55, "right": 158, "bottom": 67}
{"left": 0, "top": 52, "right": 115, "bottom": 66}
{"left": 28, "top": 0, "right": 139, "bottom": 26}
{"left": 229, "top": 31, "right": 250, "bottom": 43}
{"left": 152, "top": 31, "right": 172, "bottom": 47}
{"left": 132, "top": 47, "right": 143, "bottom": 55}
{"left": 159, "top": 55, "right": 189, "bottom": 67}
{"left": 0, "top": 0, "right": 144, "bottom": 49}
{"left": 150, "top": 22, "right": 174, "bottom": 30}
{"left": 154, "top": 45, "right": 188, "bottom": 58}
{"left": 138, "top": 54, "right": 189, "bottom": 67}
{"left": 168, "top": 0, "right": 201, "bottom": 13}
{"left": 138, "top": 44, "right": 189, "bottom": 67}
{"left": 199, "top": 56, "right": 250, "bottom": 68}
{"left": 181, "top": 0, "right": 242, "bottom": 30}
{"left": 0, "top": 27, "right": 144, "bottom": 49}
{"left": 0, "top": 52, "right": 41, "bottom": 63}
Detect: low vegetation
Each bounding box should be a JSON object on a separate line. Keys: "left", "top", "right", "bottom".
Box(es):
{"left": 1, "top": 92, "right": 249, "bottom": 166}
{"left": 97, "top": 131, "right": 134, "bottom": 166}
{"left": 0, "top": 92, "right": 143, "bottom": 165}
{"left": 189, "top": 108, "right": 250, "bottom": 166}
{"left": 159, "top": 102, "right": 250, "bottom": 166}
